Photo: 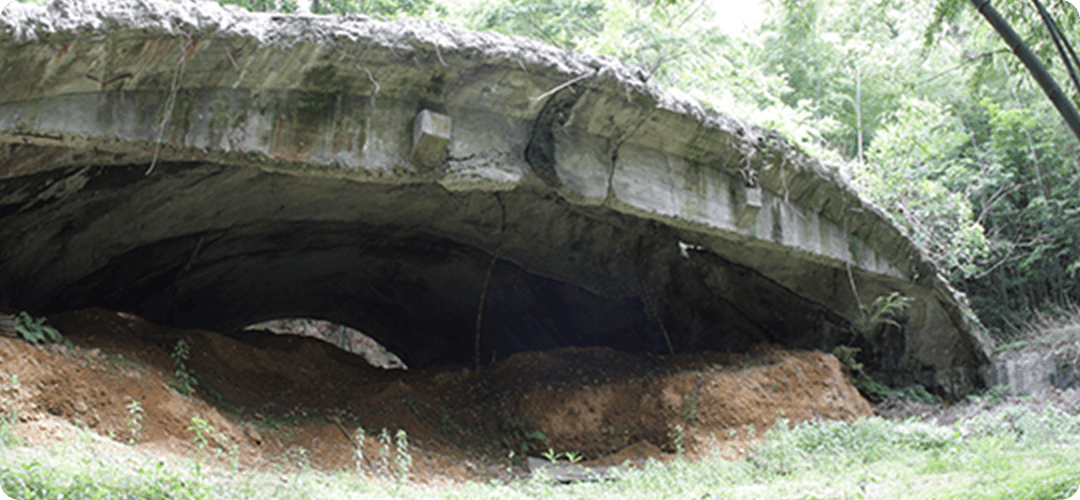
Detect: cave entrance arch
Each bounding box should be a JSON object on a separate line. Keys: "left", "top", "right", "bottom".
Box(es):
{"left": 0, "top": 0, "right": 990, "bottom": 397}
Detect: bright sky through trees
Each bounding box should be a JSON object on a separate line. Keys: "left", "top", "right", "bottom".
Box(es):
{"left": 707, "top": 0, "right": 765, "bottom": 33}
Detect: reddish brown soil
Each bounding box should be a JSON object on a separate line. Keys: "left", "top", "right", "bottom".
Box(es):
{"left": 0, "top": 308, "right": 872, "bottom": 482}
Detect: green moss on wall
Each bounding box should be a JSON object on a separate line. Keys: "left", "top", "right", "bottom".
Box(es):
{"left": 292, "top": 64, "right": 353, "bottom": 126}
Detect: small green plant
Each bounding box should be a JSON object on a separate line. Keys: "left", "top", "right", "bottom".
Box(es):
{"left": 672, "top": 424, "right": 686, "bottom": 456}
{"left": 563, "top": 450, "right": 583, "bottom": 464}
{"left": 201, "top": 384, "right": 223, "bottom": 404}
{"left": 171, "top": 338, "right": 198, "bottom": 396}
{"left": 435, "top": 406, "right": 459, "bottom": 445}
{"left": 0, "top": 375, "right": 22, "bottom": 447}
{"left": 219, "top": 435, "right": 250, "bottom": 469}
{"left": 831, "top": 344, "right": 933, "bottom": 403}
{"left": 378, "top": 428, "right": 392, "bottom": 476}
{"left": 102, "top": 352, "right": 131, "bottom": 371}
{"left": 394, "top": 429, "right": 411, "bottom": 483}
{"left": 353, "top": 425, "right": 366, "bottom": 472}
{"left": 125, "top": 399, "right": 144, "bottom": 445}
{"left": 858, "top": 292, "right": 912, "bottom": 330}
{"left": 832, "top": 345, "right": 864, "bottom": 374}
{"left": 542, "top": 448, "right": 584, "bottom": 464}
{"left": 853, "top": 374, "right": 936, "bottom": 403}
{"left": 841, "top": 293, "right": 914, "bottom": 401}
{"left": 73, "top": 419, "right": 94, "bottom": 444}
{"left": 187, "top": 416, "right": 238, "bottom": 469}
{"left": 286, "top": 445, "right": 311, "bottom": 470}
{"left": 188, "top": 416, "right": 213, "bottom": 460}
{"left": 966, "top": 385, "right": 1009, "bottom": 405}
{"left": 13, "top": 311, "right": 63, "bottom": 344}
{"left": 500, "top": 411, "right": 547, "bottom": 459}
{"left": 681, "top": 397, "right": 699, "bottom": 427}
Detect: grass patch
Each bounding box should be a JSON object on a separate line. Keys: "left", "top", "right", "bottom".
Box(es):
{"left": 992, "top": 303, "right": 1080, "bottom": 352}
{"left": 0, "top": 376, "right": 23, "bottom": 448}
{"left": 1, "top": 402, "right": 1078, "bottom": 499}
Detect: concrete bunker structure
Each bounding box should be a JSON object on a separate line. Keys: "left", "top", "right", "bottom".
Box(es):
{"left": 0, "top": 0, "right": 990, "bottom": 397}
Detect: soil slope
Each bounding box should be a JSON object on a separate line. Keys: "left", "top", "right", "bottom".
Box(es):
{"left": 0, "top": 308, "right": 872, "bottom": 481}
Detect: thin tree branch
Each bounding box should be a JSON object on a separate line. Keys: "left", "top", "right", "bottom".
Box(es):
{"left": 220, "top": 40, "right": 239, "bottom": 71}
{"left": 528, "top": 71, "right": 595, "bottom": 102}
{"left": 356, "top": 62, "right": 380, "bottom": 95}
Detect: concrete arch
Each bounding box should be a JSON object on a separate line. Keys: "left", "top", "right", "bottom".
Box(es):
{"left": 0, "top": 0, "right": 989, "bottom": 396}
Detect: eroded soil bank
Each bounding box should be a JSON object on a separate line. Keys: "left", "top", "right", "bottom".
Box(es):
{"left": 0, "top": 308, "right": 871, "bottom": 482}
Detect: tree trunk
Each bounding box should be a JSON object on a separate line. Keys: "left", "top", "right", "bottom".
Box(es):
{"left": 969, "top": 0, "right": 1080, "bottom": 144}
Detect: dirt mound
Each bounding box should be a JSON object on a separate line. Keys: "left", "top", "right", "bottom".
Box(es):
{"left": 505, "top": 344, "right": 871, "bottom": 461}
{"left": 0, "top": 308, "right": 872, "bottom": 481}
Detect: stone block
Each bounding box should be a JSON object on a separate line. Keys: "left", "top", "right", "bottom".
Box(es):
{"left": 411, "top": 110, "right": 452, "bottom": 168}
{"left": 735, "top": 185, "right": 762, "bottom": 228}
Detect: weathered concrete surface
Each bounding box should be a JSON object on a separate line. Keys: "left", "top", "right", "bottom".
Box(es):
{"left": 0, "top": 0, "right": 990, "bottom": 396}
{"left": 987, "top": 340, "right": 1080, "bottom": 397}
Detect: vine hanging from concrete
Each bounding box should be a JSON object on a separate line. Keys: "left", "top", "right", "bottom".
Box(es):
{"left": 474, "top": 193, "right": 507, "bottom": 374}
{"left": 146, "top": 30, "right": 193, "bottom": 176}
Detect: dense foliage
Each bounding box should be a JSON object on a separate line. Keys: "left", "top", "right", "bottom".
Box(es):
{"left": 211, "top": 0, "right": 1080, "bottom": 340}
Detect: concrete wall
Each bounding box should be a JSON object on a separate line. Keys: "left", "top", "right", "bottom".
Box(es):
{"left": 988, "top": 343, "right": 1080, "bottom": 397}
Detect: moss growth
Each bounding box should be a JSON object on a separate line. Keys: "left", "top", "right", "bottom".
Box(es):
{"left": 302, "top": 65, "right": 349, "bottom": 92}
{"left": 295, "top": 91, "right": 335, "bottom": 126}
{"left": 291, "top": 65, "right": 353, "bottom": 126}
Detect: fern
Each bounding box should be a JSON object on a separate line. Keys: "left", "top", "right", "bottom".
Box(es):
{"left": 857, "top": 292, "right": 912, "bottom": 331}
{"left": 13, "top": 312, "right": 63, "bottom": 345}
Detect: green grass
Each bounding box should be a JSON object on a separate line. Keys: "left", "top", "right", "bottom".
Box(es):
{"left": 0, "top": 399, "right": 1075, "bottom": 500}
{"left": 1, "top": 402, "right": 1078, "bottom": 499}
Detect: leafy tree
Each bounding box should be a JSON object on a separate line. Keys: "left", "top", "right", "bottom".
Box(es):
{"left": 310, "top": 0, "right": 437, "bottom": 17}
{"left": 757, "top": 0, "right": 939, "bottom": 160}
{"left": 853, "top": 96, "right": 989, "bottom": 280}
{"left": 472, "top": 0, "right": 605, "bottom": 50}
{"left": 826, "top": 0, "right": 1080, "bottom": 336}
{"left": 216, "top": 0, "right": 299, "bottom": 13}
{"left": 955, "top": 94, "right": 1080, "bottom": 337}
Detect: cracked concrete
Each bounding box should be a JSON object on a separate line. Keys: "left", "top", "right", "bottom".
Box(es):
{"left": 0, "top": 0, "right": 989, "bottom": 397}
